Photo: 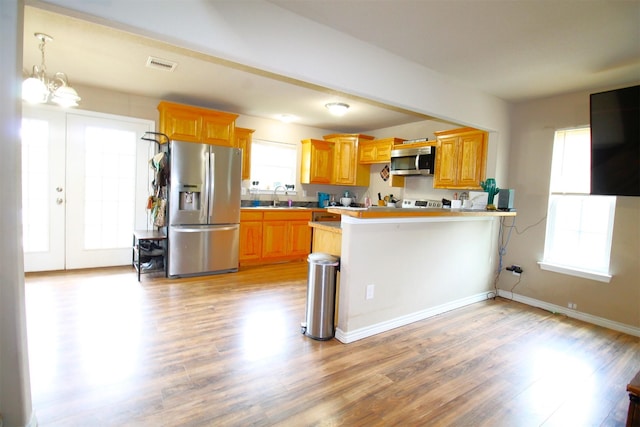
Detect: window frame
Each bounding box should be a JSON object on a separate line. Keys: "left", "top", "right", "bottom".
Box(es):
{"left": 249, "top": 138, "right": 298, "bottom": 193}
{"left": 539, "top": 127, "right": 616, "bottom": 283}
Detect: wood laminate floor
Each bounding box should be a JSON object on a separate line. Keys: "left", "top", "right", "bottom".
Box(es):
{"left": 25, "top": 262, "right": 639, "bottom": 426}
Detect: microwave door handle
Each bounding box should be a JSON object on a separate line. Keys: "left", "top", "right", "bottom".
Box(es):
{"left": 415, "top": 154, "right": 421, "bottom": 171}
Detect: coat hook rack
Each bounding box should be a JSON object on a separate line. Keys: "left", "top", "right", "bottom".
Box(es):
{"left": 141, "top": 131, "right": 169, "bottom": 148}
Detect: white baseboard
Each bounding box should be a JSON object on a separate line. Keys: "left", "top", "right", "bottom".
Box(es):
{"left": 334, "top": 290, "right": 640, "bottom": 344}
{"left": 335, "top": 292, "right": 491, "bottom": 343}
{"left": 497, "top": 290, "right": 640, "bottom": 337}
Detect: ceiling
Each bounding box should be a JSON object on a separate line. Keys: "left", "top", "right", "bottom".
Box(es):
{"left": 23, "top": 1, "right": 640, "bottom": 132}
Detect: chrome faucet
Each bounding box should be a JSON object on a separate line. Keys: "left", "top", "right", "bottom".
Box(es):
{"left": 272, "top": 185, "right": 287, "bottom": 207}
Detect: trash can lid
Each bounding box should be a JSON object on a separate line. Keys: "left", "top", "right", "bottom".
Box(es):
{"left": 308, "top": 252, "right": 339, "bottom": 265}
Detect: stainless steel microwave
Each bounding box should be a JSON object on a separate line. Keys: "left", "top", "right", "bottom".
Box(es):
{"left": 389, "top": 146, "right": 436, "bottom": 176}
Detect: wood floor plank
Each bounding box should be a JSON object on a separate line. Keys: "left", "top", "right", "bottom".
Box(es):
{"left": 25, "top": 262, "right": 640, "bottom": 426}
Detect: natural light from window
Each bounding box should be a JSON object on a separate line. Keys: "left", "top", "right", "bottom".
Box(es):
{"left": 21, "top": 118, "right": 50, "bottom": 253}
{"left": 540, "top": 128, "right": 616, "bottom": 282}
{"left": 83, "top": 127, "right": 136, "bottom": 250}
{"left": 250, "top": 139, "right": 297, "bottom": 190}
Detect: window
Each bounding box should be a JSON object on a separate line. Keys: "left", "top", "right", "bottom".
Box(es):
{"left": 21, "top": 118, "right": 51, "bottom": 253}
{"left": 250, "top": 139, "right": 297, "bottom": 190}
{"left": 83, "top": 126, "right": 137, "bottom": 250}
{"left": 540, "top": 128, "right": 616, "bottom": 282}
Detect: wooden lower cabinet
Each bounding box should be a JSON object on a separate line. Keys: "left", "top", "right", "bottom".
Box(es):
{"left": 240, "top": 210, "right": 312, "bottom": 265}
{"left": 239, "top": 211, "right": 263, "bottom": 261}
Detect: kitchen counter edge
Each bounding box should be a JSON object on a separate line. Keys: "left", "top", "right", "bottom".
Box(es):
{"left": 327, "top": 207, "right": 517, "bottom": 219}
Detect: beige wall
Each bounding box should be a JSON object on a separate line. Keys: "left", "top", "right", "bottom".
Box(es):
{"left": 501, "top": 86, "right": 640, "bottom": 328}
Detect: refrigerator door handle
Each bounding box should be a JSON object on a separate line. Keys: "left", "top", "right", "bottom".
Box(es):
{"left": 208, "top": 151, "right": 216, "bottom": 219}
{"left": 202, "top": 151, "right": 211, "bottom": 221}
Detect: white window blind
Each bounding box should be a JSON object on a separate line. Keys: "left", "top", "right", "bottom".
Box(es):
{"left": 540, "top": 128, "right": 616, "bottom": 282}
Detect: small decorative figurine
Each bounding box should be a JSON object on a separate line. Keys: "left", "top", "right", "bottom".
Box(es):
{"left": 480, "top": 178, "right": 500, "bottom": 210}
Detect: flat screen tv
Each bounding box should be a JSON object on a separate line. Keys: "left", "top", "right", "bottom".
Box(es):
{"left": 590, "top": 84, "right": 640, "bottom": 197}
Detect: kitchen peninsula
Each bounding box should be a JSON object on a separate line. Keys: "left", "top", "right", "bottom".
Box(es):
{"left": 321, "top": 207, "right": 515, "bottom": 343}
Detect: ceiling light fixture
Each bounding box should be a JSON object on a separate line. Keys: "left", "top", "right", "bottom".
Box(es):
{"left": 22, "top": 33, "right": 81, "bottom": 107}
{"left": 277, "top": 114, "right": 296, "bottom": 123}
{"left": 325, "top": 102, "right": 350, "bottom": 116}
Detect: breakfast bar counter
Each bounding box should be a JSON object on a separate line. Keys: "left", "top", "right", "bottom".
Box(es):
{"left": 326, "top": 206, "right": 515, "bottom": 344}
{"left": 327, "top": 206, "right": 516, "bottom": 219}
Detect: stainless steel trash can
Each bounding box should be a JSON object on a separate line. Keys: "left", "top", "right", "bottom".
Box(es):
{"left": 302, "top": 252, "right": 339, "bottom": 340}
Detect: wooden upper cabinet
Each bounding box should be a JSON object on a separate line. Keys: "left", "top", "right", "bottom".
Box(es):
{"left": 434, "top": 127, "right": 488, "bottom": 190}
{"left": 201, "top": 111, "right": 236, "bottom": 146}
{"left": 158, "top": 102, "right": 201, "bottom": 142}
{"left": 359, "top": 137, "right": 406, "bottom": 164}
{"left": 300, "top": 139, "right": 335, "bottom": 184}
{"left": 158, "top": 101, "right": 238, "bottom": 146}
{"left": 235, "top": 127, "right": 255, "bottom": 180}
{"left": 323, "top": 133, "right": 374, "bottom": 186}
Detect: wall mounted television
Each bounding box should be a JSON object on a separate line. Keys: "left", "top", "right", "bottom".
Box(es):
{"left": 590, "top": 84, "right": 640, "bottom": 197}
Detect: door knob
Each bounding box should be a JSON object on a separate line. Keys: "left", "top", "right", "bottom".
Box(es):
{"left": 56, "top": 198, "right": 64, "bottom": 205}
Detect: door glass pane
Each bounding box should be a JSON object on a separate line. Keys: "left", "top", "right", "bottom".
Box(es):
{"left": 83, "top": 127, "right": 136, "bottom": 250}
{"left": 21, "top": 118, "right": 50, "bottom": 253}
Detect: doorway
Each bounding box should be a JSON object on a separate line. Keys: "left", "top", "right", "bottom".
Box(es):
{"left": 21, "top": 106, "right": 155, "bottom": 272}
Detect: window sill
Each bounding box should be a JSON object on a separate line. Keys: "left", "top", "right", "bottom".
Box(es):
{"left": 538, "top": 261, "right": 612, "bottom": 283}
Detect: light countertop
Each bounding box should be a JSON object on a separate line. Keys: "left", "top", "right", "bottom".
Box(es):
{"left": 327, "top": 206, "right": 516, "bottom": 219}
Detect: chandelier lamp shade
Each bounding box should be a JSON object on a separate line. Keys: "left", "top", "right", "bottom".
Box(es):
{"left": 22, "top": 33, "right": 81, "bottom": 107}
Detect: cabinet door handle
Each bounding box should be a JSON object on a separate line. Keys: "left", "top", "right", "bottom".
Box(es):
{"left": 56, "top": 198, "right": 64, "bottom": 205}
{"left": 56, "top": 187, "right": 63, "bottom": 192}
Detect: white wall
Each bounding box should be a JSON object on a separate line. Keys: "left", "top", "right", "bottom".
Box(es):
{"left": 337, "top": 216, "right": 501, "bottom": 341}
{"left": 502, "top": 86, "right": 640, "bottom": 328}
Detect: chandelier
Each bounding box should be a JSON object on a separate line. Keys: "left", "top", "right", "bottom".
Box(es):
{"left": 22, "top": 33, "right": 81, "bottom": 107}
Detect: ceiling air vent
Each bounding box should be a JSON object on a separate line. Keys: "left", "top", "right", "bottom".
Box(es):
{"left": 146, "top": 56, "right": 178, "bottom": 72}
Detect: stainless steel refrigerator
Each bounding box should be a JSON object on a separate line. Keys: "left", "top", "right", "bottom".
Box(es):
{"left": 167, "top": 141, "right": 241, "bottom": 277}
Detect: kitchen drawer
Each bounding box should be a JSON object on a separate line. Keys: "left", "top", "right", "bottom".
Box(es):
{"left": 241, "top": 211, "right": 263, "bottom": 221}
{"left": 264, "top": 211, "right": 312, "bottom": 221}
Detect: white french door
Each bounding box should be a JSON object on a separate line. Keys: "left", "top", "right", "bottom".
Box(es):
{"left": 21, "top": 108, "right": 66, "bottom": 272}
{"left": 22, "top": 106, "right": 155, "bottom": 272}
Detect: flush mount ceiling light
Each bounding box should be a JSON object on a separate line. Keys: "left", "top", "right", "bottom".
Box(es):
{"left": 325, "top": 102, "right": 350, "bottom": 116}
{"left": 22, "top": 33, "right": 81, "bottom": 107}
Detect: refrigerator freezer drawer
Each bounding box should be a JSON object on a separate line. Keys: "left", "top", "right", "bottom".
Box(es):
{"left": 168, "top": 224, "right": 239, "bottom": 277}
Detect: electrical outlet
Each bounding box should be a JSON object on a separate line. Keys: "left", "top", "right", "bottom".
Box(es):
{"left": 366, "top": 284, "right": 375, "bottom": 300}
{"left": 506, "top": 264, "right": 523, "bottom": 275}
{"left": 568, "top": 302, "right": 577, "bottom": 309}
